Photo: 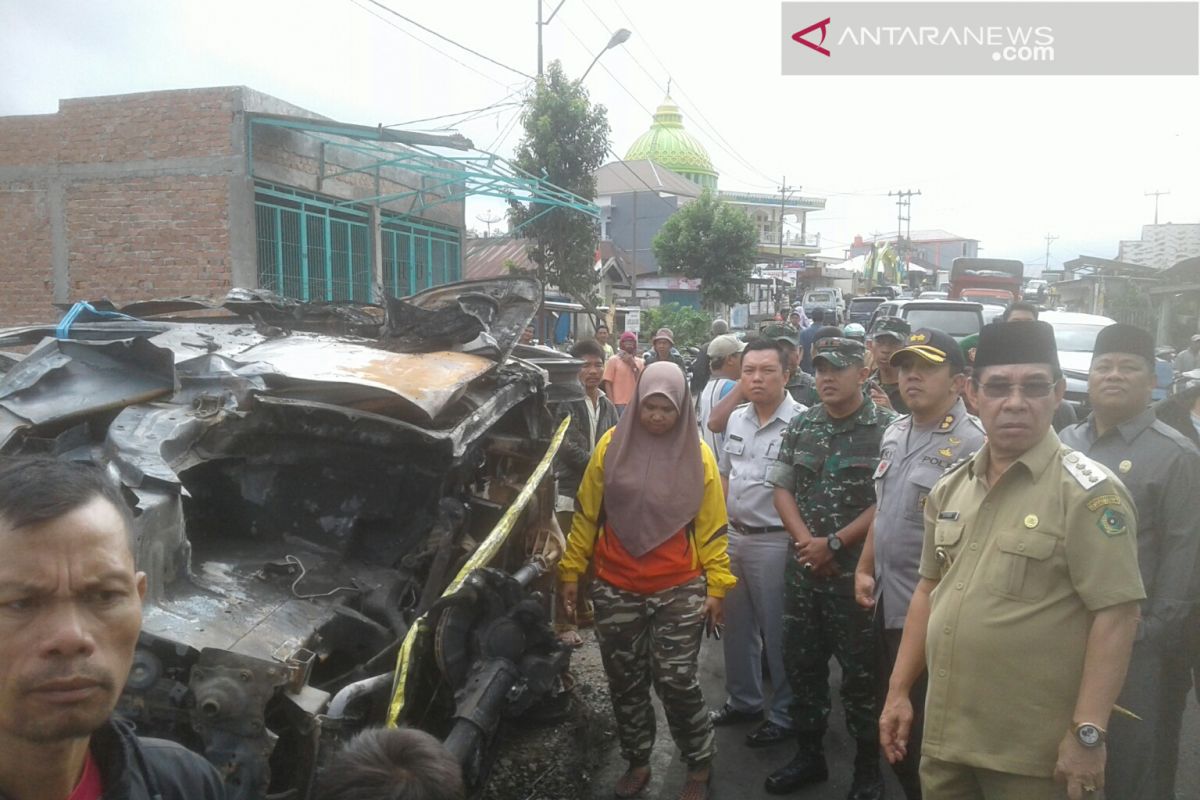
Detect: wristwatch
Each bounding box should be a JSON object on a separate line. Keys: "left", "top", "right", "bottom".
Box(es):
{"left": 827, "top": 533, "right": 844, "bottom": 553}
{"left": 1073, "top": 722, "right": 1106, "bottom": 748}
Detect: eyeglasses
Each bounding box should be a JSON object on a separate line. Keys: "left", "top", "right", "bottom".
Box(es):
{"left": 977, "top": 381, "right": 1056, "bottom": 399}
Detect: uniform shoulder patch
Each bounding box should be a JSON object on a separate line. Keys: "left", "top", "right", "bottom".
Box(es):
{"left": 1097, "top": 507, "right": 1129, "bottom": 536}
{"left": 1086, "top": 494, "right": 1123, "bottom": 512}
{"left": 1062, "top": 450, "right": 1107, "bottom": 490}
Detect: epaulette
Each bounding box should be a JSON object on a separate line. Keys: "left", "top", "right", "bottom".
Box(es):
{"left": 942, "top": 455, "right": 971, "bottom": 476}
{"left": 1062, "top": 450, "right": 1107, "bottom": 490}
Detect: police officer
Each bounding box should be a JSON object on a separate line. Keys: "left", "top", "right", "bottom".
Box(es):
{"left": 880, "top": 321, "right": 1145, "bottom": 800}
{"left": 766, "top": 331, "right": 896, "bottom": 798}
{"left": 1059, "top": 323, "right": 1200, "bottom": 800}
{"left": 855, "top": 329, "right": 986, "bottom": 800}
{"left": 709, "top": 338, "right": 805, "bottom": 747}
{"left": 868, "top": 317, "right": 912, "bottom": 414}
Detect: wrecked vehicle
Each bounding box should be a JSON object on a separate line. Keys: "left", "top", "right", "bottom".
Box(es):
{"left": 0, "top": 277, "right": 574, "bottom": 799}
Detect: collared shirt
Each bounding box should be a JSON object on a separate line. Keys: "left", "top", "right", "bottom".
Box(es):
{"left": 720, "top": 393, "right": 804, "bottom": 528}
{"left": 1060, "top": 407, "right": 1200, "bottom": 645}
{"left": 602, "top": 353, "right": 644, "bottom": 407}
{"left": 919, "top": 429, "right": 1145, "bottom": 777}
{"left": 698, "top": 377, "right": 737, "bottom": 456}
{"left": 873, "top": 398, "right": 985, "bottom": 628}
{"left": 767, "top": 398, "right": 896, "bottom": 586}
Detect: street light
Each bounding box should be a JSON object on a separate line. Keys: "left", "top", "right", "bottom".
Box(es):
{"left": 580, "top": 28, "right": 632, "bottom": 82}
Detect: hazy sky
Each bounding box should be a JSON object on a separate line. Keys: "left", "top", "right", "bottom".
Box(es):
{"left": 2, "top": 0, "right": 1197, "bottom": 272}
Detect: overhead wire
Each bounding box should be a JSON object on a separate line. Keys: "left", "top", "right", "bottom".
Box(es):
{"left": 360, "top": 0, "right": 536, "bottom": 81}
{"left": 604, "top": 0, "right": 780, "bottom": 187}
{"left": 568, "top": 1, "right": 779, "bottom": 191}
{"left": 386, "top": 90, "right": 527, "bottom": 129}
{"left": 346, "top": 0, "right": 512, "bottom": 89}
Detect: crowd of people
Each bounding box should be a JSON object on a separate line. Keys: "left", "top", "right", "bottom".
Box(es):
{"left": 555, "top": 310, "right": 1200, "bottom": 800}
{"left": 5, "top": 302, "right": 1200, "bottom": 800}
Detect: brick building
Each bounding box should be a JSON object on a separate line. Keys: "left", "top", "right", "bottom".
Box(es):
{"left": 1, "top": 86, "right": 590, "bottom": 325}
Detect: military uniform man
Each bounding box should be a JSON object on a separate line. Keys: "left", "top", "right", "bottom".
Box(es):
{"left": 868, "top": 317, "right": 911, "bottom": 414}
{"left": 1059, "top": 323, "right": 1200, "bottom": 800}
{"left": 762, "top": 322, "right": 818, "bottom": 404}
{"left": 766, "top": 333, "right": 897, "bottom": 798}
{"left": 880, "top": 321, "right": 1146, "bottom": 800}
{"left": 855, "top": 329, "right": 986, "bottom": 800}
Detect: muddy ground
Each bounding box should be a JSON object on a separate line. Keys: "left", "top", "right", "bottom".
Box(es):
{"left": 481, "top": 629, "right": 615, "bottom": 800}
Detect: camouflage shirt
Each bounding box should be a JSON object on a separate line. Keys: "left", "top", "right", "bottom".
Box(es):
{"left": 767, "top": 398, "right": 897, "bottom": 579}
{"left": 868, "top": 368, "right": 909, "bottom": 415}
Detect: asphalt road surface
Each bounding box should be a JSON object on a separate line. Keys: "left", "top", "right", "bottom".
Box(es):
{"left": 589, "top": 635, "right": 1200, "bottom": 799}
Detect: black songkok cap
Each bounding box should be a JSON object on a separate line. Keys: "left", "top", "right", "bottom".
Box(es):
{"left": 973, "top": 320, "right": 1059, "bottom": 373}
{"left": 1092, "top": 323, "right": 1154, "bottom": 364}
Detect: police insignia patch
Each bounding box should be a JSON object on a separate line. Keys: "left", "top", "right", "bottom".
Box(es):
{"left": 1097, "top": 507, "right": 1128, "bottom": 536}
{"left": 948, "top": 436, "right": 962, "bottom": 446}
{"left": 939, "top": 415, "right": 954, "bottom": 430}
{"left": 938, "top": 447, "right": 953, "bottom": 458}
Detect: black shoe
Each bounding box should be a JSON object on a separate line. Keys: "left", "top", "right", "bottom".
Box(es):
{"left": 708, "top": 704, "right": 763, "bottom": 726}
{"left": 764, "top": 733, "right": 828, "bottom": 794}
{"left": 745, "top": 721, "right": 792, "bottom": 748}
{"left": 847, "top": 738, "right": 885, "bottom": 800}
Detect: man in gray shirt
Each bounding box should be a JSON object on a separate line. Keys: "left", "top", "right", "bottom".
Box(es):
{"left": 1060, "top": 323, "right": 1200, "bottom": 800}
{"left": 709, "top": 338, "right": 805, "bottom": 748}
{"left": 855, "top": 328, "right": 985, "bottom": 799}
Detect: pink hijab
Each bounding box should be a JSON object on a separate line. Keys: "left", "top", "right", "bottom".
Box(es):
{"left": 602, "top": 361, "right": 705, "bottom": 557}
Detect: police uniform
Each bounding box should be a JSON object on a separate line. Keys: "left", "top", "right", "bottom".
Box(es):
{"left": 1058, "top": 323, "right": 1200, "bottom": 800}
{"left": 765, "top": 334, "right": 896, "bottom": 798}
{"left": 717, "top": 392, "right": 803, "bottom": 733}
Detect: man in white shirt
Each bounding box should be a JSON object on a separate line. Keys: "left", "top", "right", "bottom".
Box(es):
{"left": 697, "top": 334, "right": 745, "bottom": 456}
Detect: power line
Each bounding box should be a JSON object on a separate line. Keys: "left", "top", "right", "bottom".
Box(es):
{"left": 606, "top": 0, "right": 778, "bottom": 186}
{"left": 360, "top": 0, "right": 535, "bottom": 81}
{"left": 346, "top": 0, "right": 512, "bottom": 89}
{"left": 386, "top": 97, "right": 523, "bottom": 129}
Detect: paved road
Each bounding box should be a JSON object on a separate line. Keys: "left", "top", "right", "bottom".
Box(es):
{"left": 589, "top": 635, "right": 1200, "bottom": 799}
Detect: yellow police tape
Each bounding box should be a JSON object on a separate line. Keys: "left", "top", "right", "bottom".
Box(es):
{"left": 386, "top": 414, "right": 570, "bottom": 726}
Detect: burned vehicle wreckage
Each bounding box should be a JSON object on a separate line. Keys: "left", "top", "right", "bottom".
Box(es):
{"left": 0, "top": 277, "right": 578, "bottom": 799}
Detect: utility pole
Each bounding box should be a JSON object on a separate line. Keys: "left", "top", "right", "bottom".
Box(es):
{"left": 630, "top": 190, "right": 638, "bottom": 310}
{"left": 1044, "top": 233, "right": 1058, "bottom": 275}
{"left": 536, "top": 0, "right": 567, "bottom": 77}
{"left": 888, "top": 189, "right": 921, "bottom": 284}
{"left": 1145, "top": 189, "right": 1170, "bottom": 225}
{"left": 778, "top": 177, "right": 797, "bottom": 269}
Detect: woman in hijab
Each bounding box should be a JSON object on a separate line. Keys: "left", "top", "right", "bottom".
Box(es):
{"left": 559, "top": 362, "right": 734, "bottom": 800}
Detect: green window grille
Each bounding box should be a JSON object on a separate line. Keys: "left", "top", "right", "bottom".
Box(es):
{"left": 380, "top": 217, "right": 461, "bottom": 297}
{"left": 255, "top": 183, "right": 462, "bottom": 301}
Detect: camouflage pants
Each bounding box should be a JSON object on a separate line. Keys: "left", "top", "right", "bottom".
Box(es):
{"left": 783, "top": 560, "right": 879, "bottom": 740}
{"left": 590, "top": 576, "right": 715, "bottom": 769}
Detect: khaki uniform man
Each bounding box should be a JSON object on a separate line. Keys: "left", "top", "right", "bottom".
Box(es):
{"left": 880, "top": 321, "right": 1145, "bottom": 800}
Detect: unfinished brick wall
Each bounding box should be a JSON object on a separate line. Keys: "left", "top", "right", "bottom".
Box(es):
{"left": 0, "top": 88, "right": 239, "bottom": 324}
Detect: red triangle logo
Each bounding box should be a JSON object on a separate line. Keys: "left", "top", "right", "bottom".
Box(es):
{"left": 792, "top": 18, "right": 832, "bottom": 57}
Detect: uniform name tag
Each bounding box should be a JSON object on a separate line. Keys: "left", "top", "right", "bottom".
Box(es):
{"left": 937, "top": 511, "right": 960, "bottom": 521}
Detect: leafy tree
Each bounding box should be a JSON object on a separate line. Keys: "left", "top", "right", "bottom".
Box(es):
{"left": 508, "top": 61, "right": 611, "bottom": 307}
{"left": 652, "top": 190, "right": 758, "bottom": 307}
{"left": 641, "top": 303, "right": 710, "bottom": 349}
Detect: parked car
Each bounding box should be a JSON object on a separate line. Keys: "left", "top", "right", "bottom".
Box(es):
{"left": 0, "top": 277, "right": 571, "bottom": 799}
{"left": 847, "top": 296, "right": 887, "bottom": 324}
{"left": 803, "top": 287, "right": 846, "bottom": 323}
{"left": 867, "top": 299, "right": 985, "bottom": 342}
{"left": 1041, "top": 309, "right": 1116, "bottom": 413}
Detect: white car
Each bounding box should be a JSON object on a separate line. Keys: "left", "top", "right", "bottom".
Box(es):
{"left": 1040, "top": 310, "right": 1116, "bottom": 411}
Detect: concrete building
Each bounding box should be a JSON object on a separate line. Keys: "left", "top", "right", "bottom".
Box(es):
{"left": 0, "top": 86, "right": 592, "bottom": 324}
{"left": 849, "top": 230, "right": 980, "bottom": 271}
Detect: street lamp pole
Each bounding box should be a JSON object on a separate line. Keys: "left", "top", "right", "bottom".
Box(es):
{"left": 536, "top": 0, "right": 568, "bottom": 77}
{"left": 580, "top": 28, "right": 632, "bottom": 82}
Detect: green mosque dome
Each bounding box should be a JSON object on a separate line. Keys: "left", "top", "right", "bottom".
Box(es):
{"left": 624, "top": 96, "right": 718, "bottom": 192}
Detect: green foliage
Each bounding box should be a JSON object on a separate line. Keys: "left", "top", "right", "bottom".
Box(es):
{"left": 651, "top": 190, "right": 758, "bottom": 307}
{"left": 641, "top": 303, "right": 711, "bottom": 349}
{"left": 508, "top": 61, "right": 611, "bottom": 306}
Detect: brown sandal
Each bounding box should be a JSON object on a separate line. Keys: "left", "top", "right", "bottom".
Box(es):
{"left": 614, "top": 767, "right": 651, "bottom": 798}
{"left": 677, "top": 773, "right": 711, "bottom": 800}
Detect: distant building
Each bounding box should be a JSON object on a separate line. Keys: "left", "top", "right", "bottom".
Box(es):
{"left": 849, "top": 230, "right": 980, "bottom": 270}
{"left": 1117, "top": 223, "right": 1200, "bottom": 270}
